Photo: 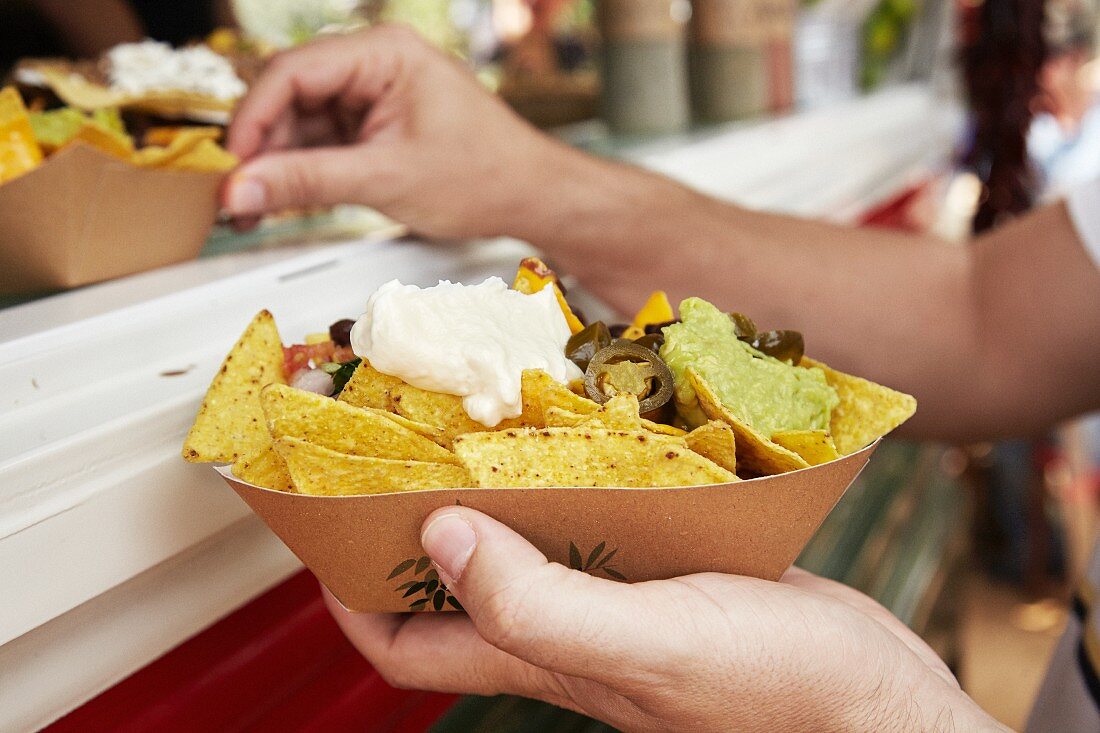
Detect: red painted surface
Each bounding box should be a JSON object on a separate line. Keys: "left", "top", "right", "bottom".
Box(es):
{"left": 44, "top": 570, "right": 459, "bottom": 733}
{"left": 46, "top": 181, "right": 931, "bottom": 733}
{"left": 857, "top": 183, "right": 927, "bottom": 231}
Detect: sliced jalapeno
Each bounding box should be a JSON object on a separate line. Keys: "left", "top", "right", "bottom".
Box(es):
{"left": 565, "top": 321, "right": 612, "bottom": 371}
{"left": 729, "top": 312, "right": 757, "bottom": 340}
{"left": 727, "top": 311, "right": 804, "bottom": 363}
{"left": 632, "top": 332, "right": 664, "bottom": 354}
{"left": 749, "top": 329, "right": 805, "bottom": 364}
{"left": 584, "top": 342, "right": 675, "bottom": 414}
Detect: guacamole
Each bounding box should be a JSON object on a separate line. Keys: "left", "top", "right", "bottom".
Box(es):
{"left": 659, "top": 298, "right": 838, "bottom": 435}
{"left": 29, "top": 108, "right": 125, "bottom": 150}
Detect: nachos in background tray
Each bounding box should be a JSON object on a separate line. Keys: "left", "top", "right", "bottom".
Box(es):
{"left": 183, "top": 259, "right": 916, "bottom": 495}
{"left": 0, "top": 85, "right": 237, "bottom": 186}
{"left": 15, "top": 36, "right": 264, "bottom": 123}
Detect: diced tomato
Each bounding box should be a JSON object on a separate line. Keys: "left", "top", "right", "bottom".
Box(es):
{"left": 283, "top": 341, "right": 337, "bottom": 378}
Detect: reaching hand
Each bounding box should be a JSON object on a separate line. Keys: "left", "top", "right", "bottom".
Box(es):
{"left": 324, "top": 507, "right": 1008, "bottom": 732}
{"left": 224, "top": 26, "right": 568, "bottom": 238}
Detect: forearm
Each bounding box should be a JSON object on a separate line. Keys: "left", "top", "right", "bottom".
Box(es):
{"left": 516, "top": 144, "right": 981, "bottom": 440}
{"left": 516, "top": 142, "right": 1100, "bottom": 441}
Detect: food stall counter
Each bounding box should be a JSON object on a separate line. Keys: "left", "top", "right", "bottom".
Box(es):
{"left": 0, "top": 82, "right": 961, "bottom": 731}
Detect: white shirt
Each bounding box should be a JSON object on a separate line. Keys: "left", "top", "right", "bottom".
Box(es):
{"left": 1067, "top": 180, "right": 1100, "bottom": 268}
{"left": 1029, "top": 102, "right": 1100, "bottom": 199}
{"left": 1025, "top": 182, "right": 1100, "bottom": 733}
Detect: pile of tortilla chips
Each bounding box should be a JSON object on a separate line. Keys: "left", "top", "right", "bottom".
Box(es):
{"left": 0, "top": 86, "right": 237, "bottom": 185}
{"left": 25, "top": 58, "right": 240, "bottom": 121}
{"left": 182, "top": 268, "right": 916, "bottom": 497}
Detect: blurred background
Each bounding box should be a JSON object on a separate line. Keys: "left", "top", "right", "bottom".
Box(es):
{"left": 2, "top": 1, "right": 1100, "bottom": 731}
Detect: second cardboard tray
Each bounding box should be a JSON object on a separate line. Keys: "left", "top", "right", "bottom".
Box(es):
{"left": 0, "top": 144, "right": 223, "bottom": 294}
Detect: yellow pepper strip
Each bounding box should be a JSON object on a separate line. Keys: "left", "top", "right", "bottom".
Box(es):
{"left": 512, "top": 258, "right": 585, "bottom": 334}
{"left": 631, "top": 290, "right": 674, "bottom": 330}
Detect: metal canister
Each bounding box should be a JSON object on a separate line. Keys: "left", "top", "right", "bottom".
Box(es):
{"left": 597, "top": 0, "right": 691, "bottom": 136}
{"left": 689, "top": 0, "right": 795, "bottom": 122}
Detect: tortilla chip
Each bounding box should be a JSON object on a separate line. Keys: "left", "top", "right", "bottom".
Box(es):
{"left": 543, "top": 406, "right": 589, "bottom": 429}
{"left": 388, "top": 383, "right": 493, "bottom": 442}
{"left": 544, "top": 394, "right": 640, "bottom": 430}
{"left": 274, "top": 437, "right": 470, "bottom": 496}
{"left": 800, "top": 357, "right": 917, "bottom": 455}
{"left": 167, "top": 137, "right": 238, "bottom": 172}
{"left": 520, "top": 369, "right": 599, "bottom": 426}
{"left": 34, "top": 67, "right": 126, "bottom": 109}
{"left": 132, "top": 128, "right": 211, "bottom": 168}
{"left": 375, "top": 411, "right": 450, "bottom": 448}
{"left": 131, "top": 145, "right": 171, "bottom": 167}
{"left": 454, "top": 427, "right": 736, "bottom": 488}
{"left": 144, "top": 125, "right": 221, "bottom": 147}
{"left": 546, "top": 402, "right": 687, "bottom": 438}
{"left": 687, "top": 368, "right": 809, "bottom": 476}
{"left": 0, "top": 86, "right": 44, "bottom": 183}
{"left": 771, "top": 429, "right": 839, "bottom": 466}
{"left": 337, "top": 359, "right": 405, "bottom": 411}
{"left": 642, "top": 420, "right": 687, "bottom": 437}
{"left": 685, "top": 421, "right": 738, "bottom": 474}
{"left": 182, "top": 310, "right": 285, "bottom": 463}
{"left": 126, "top": 90, "right": 235, "bottom": 118}
{"left": 233, "top": 445, "right": 295, "bottom": 492}
{"left": 34, "top": 66, "right": 234, "bottom": 118}
{"left": 261, "top": 383, "right": 459, "bottom": 465}
{"left": 64, "top": 120, "right": 134, "bottom": 159}
{"left": 598, "top": 394, "right": 643, "bottom": 429}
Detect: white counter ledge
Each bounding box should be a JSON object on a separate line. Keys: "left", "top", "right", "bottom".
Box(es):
{"left": 0, "top": 83, "right": 960, "bottom": 731}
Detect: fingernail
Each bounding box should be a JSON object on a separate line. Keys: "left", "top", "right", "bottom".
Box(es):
{"left": 421, "top": 513, "right": 477, "bottom": 583}
{"left": 225, "top": 175, "right": 267, "bottom": 214}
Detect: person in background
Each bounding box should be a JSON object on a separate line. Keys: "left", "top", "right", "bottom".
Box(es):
{"left": 221, "top": 27, "right": 1100, "bottom": 732}
{"left": 1030, "top": 0, "right": 1100, "bottom": 195}
{"left": 1028, "top": 0, "right": 1100, "bottom": 586}
{"left": 955, "top": 0, "right": 1054, "bottom": 594}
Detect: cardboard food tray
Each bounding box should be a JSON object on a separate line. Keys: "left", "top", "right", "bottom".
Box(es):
{"left": 217, "top": 441, "right": 876, "bottom": 613}
{"left": 0, "top": 143, "right": 224, "bottom": 294}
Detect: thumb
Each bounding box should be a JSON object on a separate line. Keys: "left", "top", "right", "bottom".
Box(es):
{"left": 222, "top": 146, "right": 387, "bottom": 216}
{"left": 419, "top": 507, "right": 668, "bottom": 683}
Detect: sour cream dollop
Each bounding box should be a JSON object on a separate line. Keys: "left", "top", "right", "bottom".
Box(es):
{"left": 350, "top": 277, "right": 582, "bottom": 426}
{"left": 107, "top": 40, "right": 247, "bottom": 100}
